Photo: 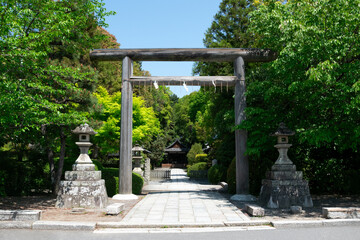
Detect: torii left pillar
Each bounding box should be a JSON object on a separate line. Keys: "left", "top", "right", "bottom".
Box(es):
{"left": 113, "top": 56, "right": 138, "bottom": 200}
{"left": 230, "top": 57, "right": 256, "bottom": 202}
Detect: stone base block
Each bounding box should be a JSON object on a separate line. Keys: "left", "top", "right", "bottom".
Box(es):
{"left": 220, "top": 182, "right": 228, "bottom": 191}
{"left": 259, "top": 178, "right": 313, "bottom": 209}
{"left": 245, "top": 204, "right": 265, "bottom": 217}
{"left": 322, "top": 207, "right": 360, "bottom": 219}
{"left": 106, "top": 203, "right": 125, "bottom": 215}
{"left": 56, "top": 179, "right": 108, "bottom": 209}
{"left": 266, "top": 171, "right": 303, "bottom": 180}
{"left": 72, "top": 163, "right": 95, "bottom": 171}
{"left": 65, "top": 171, "right": 101, "bottom": 181}
{"left": 271, "top": 164, "right": 296, "bottom": 171}
{"left": 290, "top": 206, "right": 303, "bottom": 214}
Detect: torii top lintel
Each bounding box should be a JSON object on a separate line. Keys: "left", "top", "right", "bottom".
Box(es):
{"left": 89, "top": 48, "right": 277, "bottom": 62}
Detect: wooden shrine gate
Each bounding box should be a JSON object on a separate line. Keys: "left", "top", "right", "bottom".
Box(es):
{"left": 90, "top": 48, "right": 276, "bottom": 200}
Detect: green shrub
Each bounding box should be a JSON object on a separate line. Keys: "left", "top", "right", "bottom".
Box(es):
{"left": 195, "top": 154, "right": 208, "bottom": 164}
{"left": 101, "top": 168, "right": 144, "bottom": 196}
{"left": 227, "top": 157, "right": 236, "bottom": 194}
{"left": 208, "top": 164, "right": 227, "bottom": 184}
{"left": 102, "top": 168, "right": 118, "bottom": 197}
{"left": 92, "top": 160, "right": 104, "bottom": 171}
{"left": 187, "top": 162, "right": 208, "bottom": 175}
{"left": 132, "top": 172, "right": 144, "bottom": 195}
{"left": 0, "top": 170, "right": 7, "bottom": 197}
{"left": 187, "top": 143, "right": 204, "bottom": 165}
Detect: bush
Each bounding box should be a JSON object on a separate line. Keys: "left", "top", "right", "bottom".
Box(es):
{"left": 92, "top": 160, "right": 104, "bottom": 171}
{"left": 227, "top": 157, "right": 236, "bottom": 194}
{"left": 102, "top": 168, "right": 118, "bottom": 197}
{"left": 187, "top": 143, "right": 204, "bottom": 165}
{"left": 187, "top": 162, "right": 209, "bottom": 179}
{"left": 132, "top": 172, "right": 144, "bottom": 195}
{"left": 195, "top": 154, "right": 208, "bottom": 164}
{"left": 101, "top": 168, "right": 144, "bottom": 196}
{"left": 187, "top": 162, "right": 208, "bottom": 172}
{"left": 208, "top": 164, "right": 227, "bottom": 184}
{"left": 0, "top": 170, "right": 6, "bottom": 197}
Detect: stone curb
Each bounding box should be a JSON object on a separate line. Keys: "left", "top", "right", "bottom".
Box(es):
{"left": 32, "top": 221, "right": 96, "bottom": 231}
{"left": 224, "top": 220, "right": 271, "bottom": 226}
{"left": 0, "top": 210, "right": 41, "bottom": 221}
{"left": 1, "top": 219, "right": 360, "bottom": 231}
{"left": 271, "top": 219, "right": 360, "bottom": 228}
{"left": 0, "top": 221, "right": 33, "bottom": 229}
{"left": 96, "top": 222, "right": 225, "bottom": 229}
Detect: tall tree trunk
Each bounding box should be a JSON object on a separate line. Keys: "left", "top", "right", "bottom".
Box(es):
{"left": 53, "top": 126, "right": 66, "bottom": 195}
{"left": 42, "top": 124, "right": 55, "bottom": 186}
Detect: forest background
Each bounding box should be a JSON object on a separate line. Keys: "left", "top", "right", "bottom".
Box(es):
{"left": 0, "top": 0, "right": 359, "bottom": 197}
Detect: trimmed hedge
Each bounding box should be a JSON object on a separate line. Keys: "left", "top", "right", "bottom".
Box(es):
{"left": 101, "top": 168, "right": 144, "bottom": 196}
{"left": 227, "top": 157, "right": 236, "bottom": 194}
{"left": 195, "top": 154, "right": 208, "bottom": 164}
{"left": 92, "top": 160, "right": 104, "bottom": 171}
{"left": 132, "top": 172, "right": 144, "bottom": 195}
{"left": 187, "top": 162, "right": 209, "bottom": 179}
{"left": 187, "top": 162, "right": 208, "bottom": 172}
{"left": 208, "top": 164, "right": 227, "bottom": 184}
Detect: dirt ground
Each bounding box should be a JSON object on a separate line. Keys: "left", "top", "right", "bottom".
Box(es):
{"left": 0, "top": 194, "right": 145, "bottom": 222}
{"left": 228, "top": 194, "right": 360, "bottom": 220}
{"left": 0, "top": 193, "right": 359, "bottom": 222}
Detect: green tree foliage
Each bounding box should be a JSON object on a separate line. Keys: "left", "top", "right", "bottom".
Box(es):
{"left": 0, "top": 0, "right": 113, "bottom": 194}
{"left": 192, "top": 0, "right": 256, "bottom": 171}
{"left": 240, "top": 0, "right": 360, "bottom": 193}
{"left": 187, "top": 143, "right": 204, "bottom": 165}
{"left": 94, "top": 86, "right": 161, "bottom": 156}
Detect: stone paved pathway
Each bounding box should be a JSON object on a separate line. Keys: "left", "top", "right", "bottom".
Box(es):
{"left": 122, "top": 169, "right": 249, "bottom": 224}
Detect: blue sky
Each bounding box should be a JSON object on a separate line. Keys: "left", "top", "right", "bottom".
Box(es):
{"left": 102, "top": 0, "right": 222, "bottom": 98}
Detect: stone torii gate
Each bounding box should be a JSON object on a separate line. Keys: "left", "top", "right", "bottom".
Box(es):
{"left": 90, "top": 48, "right": 276, "bottom": 200}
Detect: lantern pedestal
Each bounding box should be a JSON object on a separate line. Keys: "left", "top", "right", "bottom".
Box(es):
{"left": 56, "top": 124, "right": 108, "bottom": 209}
{"left": 258, "top": 123, "right": 313, "bottom": 209}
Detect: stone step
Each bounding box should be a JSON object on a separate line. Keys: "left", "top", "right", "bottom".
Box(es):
{"left": 65, "top": 171, "right": 101, "bottom": 181}
{"left": 322, "top": 207, "right": 360, "bottom": 219}
{"left": 0, "top": 210, "right": 41, "bottom": 221}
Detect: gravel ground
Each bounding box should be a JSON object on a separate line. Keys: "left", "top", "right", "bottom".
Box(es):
{"left": 0, "top": 194, "right": 144, "bottom": 222}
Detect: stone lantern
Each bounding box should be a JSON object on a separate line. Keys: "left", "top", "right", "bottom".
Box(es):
{"left": 270, "top": 122, "right": 295, "bottom": 167}
{"left": 72, "top": 123, "right": 97, "bottom": 170}
{"left": 259, "top": 123, "right": 313, "bottom": 209}
{"left": 55, "top": 123, "right": 108, "bottom": 209}
{"left": 132, "top": 144, "right": 144, "bottom": 176}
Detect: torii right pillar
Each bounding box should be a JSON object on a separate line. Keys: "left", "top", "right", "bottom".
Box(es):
{"left": 231, "top": 56, "right": 257, "bottom": 202}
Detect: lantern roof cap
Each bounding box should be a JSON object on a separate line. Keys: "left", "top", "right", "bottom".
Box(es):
{"left": 132, "top": 144, "right": 145, "bottom": 152}
{"left": 72, "top": 123, "right": 97, "bottom": 135}
{"left": 271, "top": 122, "right": 295, "bottom": 136}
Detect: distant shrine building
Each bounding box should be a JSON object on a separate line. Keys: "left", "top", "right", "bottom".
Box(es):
{"left": 163, "top": 140, "right": 189, "bottom": 168}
